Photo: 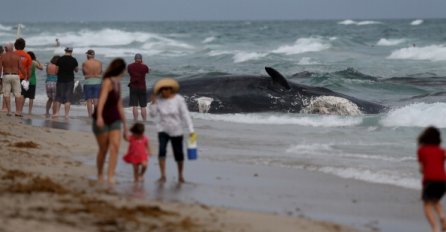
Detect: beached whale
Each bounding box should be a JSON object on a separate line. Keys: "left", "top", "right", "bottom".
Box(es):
{"left": 174, "top": 67, "right": 385, "bottom": 115}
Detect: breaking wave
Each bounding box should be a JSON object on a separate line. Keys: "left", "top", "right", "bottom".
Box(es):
{"left": 338, "top": 20, "right": 382, "bottom": 26}
{"left": 376, "top": 38, "right": 406, "bottom": 46}
{"left": 410, "top": 19, "right": 423, "bottom": 26}
{"left": 387, "top": 45, "right": 446, "bottom": 61}
{"left": 380, "top": 103, "right": 446, "bottom": 128}
{"left": 191, "top": 113, "right": 362, "bottom": 127}
{"left": 272, "top": 37, "right": 331, "bottom": 55}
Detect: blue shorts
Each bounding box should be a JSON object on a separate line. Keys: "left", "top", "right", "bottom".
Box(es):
{"left": 84, "top": 84, "right": 101, "bottom": 100}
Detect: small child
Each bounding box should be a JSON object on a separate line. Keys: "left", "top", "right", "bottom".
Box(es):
{"left": 124, "top": 123, "right": 150, "bottom": 182}
{"left": 418, "top": 126, "right": 446, "bottom": 232}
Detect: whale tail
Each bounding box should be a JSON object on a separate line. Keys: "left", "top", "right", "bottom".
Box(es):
{"left": 265, "top": 67, "right": 291, "bottom": 90}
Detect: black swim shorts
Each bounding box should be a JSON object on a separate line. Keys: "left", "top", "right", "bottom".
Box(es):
{"left": 422, "top": 181, "right": 446, "bottom": 202}
{"left": 129, "top": 87, "right": 148, "bottom": 107}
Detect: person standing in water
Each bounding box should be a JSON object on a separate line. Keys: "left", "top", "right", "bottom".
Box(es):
{"left": 1, "top": 43, "right": 25, "bottom": 116}
{"left": 45, "top": 55, "right": 59, "bottom": 117}
{"left": 149, "top": 78, "right": 194, "bottom": 183}
{"left": 82, "top": 49, "right": 102, "bottom": 117}
{"left": 21, "top": 51, "right": 43, "bottom": 115}
{"left": 14, "top": 38, "right": 32, "bottom": 117}
{"left": 127, "top": 53, "right": 150, "bottom": 121}
{"left": 92, "top": 58, "right": 128, "bottom": 184}
{"left": 53, "top": 47, "right": 78, "bottom": 119}
{"left": 418, "top": 127, "right": 446, "bottom": 232}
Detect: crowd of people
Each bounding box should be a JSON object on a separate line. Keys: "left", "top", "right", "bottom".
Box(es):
{"left": 3, "top": 37, "right": 446, "bottom": 232}
{"left": 0, "top": 37, "right": 195, "bottom": 186}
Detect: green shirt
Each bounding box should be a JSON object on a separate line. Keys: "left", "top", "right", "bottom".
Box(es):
{"left": 29, "top": 62, "right": 37, "bottom": 85}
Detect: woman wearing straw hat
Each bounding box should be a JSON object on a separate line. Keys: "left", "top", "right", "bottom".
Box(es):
{"left": 149, "top": 78, "right": 194, "bottom": 183}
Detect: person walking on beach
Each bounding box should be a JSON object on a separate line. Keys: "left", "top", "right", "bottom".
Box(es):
{"left": 1, "top": 43, "right": 25, "bottom": 116}
{"left": 92, "top": 58, "right": 128, "bottom": 184}
{"left": 22, "top": 51, "right": 43, "bottom": 115}
{"left": 82, "top": 49, "right": 102, "bottom": 117}
{"left": 128, "top": 53, "right": 149, "bottom": 121}
{"left": 149, "top": 78, "right": 194, "bottom": 183}
{"left": 53, "top": 47, "right": 78, "bottom": 119}
{"left": 418, "top": 126, "right": 446, "bottom": 232}
{"left": 123, "top": 122, "right": 150, "bottom": 182}
{"left": 45, "top": 55, "right": 59, "bottom": 117}
{"left": 14, "top": 38, "right": 32, "bottom": 117}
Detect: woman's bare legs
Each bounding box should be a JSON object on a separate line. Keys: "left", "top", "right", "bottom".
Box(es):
{"left": 95, "top": 133, "right": 109, "bottom": 183}
{"left": 107, "top": 130, "right": 121, "bottom": 184}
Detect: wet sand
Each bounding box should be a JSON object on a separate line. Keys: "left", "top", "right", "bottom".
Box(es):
{"left": 14, "top": 109, "right": 432, "bottom": 231}
{"left": 0, "top": 112, "right": 358, "bottom": 232}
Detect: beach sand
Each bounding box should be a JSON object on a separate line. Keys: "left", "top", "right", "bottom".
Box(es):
{"left": 0, "top": 113, "right": 358, "bottom": 232}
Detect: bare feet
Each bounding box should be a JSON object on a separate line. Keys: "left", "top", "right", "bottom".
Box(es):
{"left": 179, "top": 176, "right": 185, "bottom": 183}
{"left": 108, "top": 177, "right": 115, "bottom": 185}
{"left": 98, "top": 175, "right": 104, "bottom": 183}
{"left": 157, "top": 176, "right": 166, "bottom": 183}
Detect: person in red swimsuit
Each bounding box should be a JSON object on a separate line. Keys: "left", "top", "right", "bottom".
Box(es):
{"left": 123, "top": 123, "right": 150, "bottom": 182}
{"left": 418, "top": 126, "right": 446, "bottom": 232}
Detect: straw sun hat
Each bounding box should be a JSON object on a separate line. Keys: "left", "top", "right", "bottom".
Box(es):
{"left": 154, "top": 78, "right": 180, "bottom": 94}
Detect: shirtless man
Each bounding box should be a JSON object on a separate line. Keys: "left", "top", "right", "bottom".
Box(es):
{"left": 82, "top": 49, "right": 102, "bottom": 117}
{"left": 1, "top": 43, "right": 25, "bottom": 116}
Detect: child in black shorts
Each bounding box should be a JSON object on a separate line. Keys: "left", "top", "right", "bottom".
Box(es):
{"left": 418, "top": 127, "right": 446, "bottom": 232}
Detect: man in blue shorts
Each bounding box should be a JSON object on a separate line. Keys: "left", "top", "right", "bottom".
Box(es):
{"left": 82, "top": 49, "right": 102, "bottom": 117}
{"left": 53, "top": 47, "right": 79, "bottom": 119}
{"left": 128, "top": 53, "right": 150, "bottom": 121}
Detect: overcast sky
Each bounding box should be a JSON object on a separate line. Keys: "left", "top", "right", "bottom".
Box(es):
{"left": 1, "top": 0, "right": 444, "bottom": 22}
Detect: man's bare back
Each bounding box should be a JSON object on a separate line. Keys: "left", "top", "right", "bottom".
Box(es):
{"left": 2, "top": 52, "right": 23, "bottom": 74}
{"left": 83, "top": 59, "right": 102, "bottom": 78}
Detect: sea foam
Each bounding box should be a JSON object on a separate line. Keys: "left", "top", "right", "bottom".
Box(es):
{"left": 381, "top": 103, "right": 446, "bottom": 128}
{"left": 0, "top": 24, "right": 12, "bottom": 31}
{"left": 410, "top": 19, "right": 423, "bottom": 26}
{"left": 388, "top": 45, "right": 446, "bottom": 61}
{"left": 233, "top": 51, "right": 267, "bottom": 63}
{"left": 338, "top": 20, "right": 382, "bottom": 26}
{"left": 26, "top": 28, "right": 194, "bottom": 51}
{"left": 191, "top": 113, "right": 362, "bottom": 127}
{"left": 376, "top": 38, "right": 406, "bottom": 46}
{"left": 202, "top": 36, "right": 216, "bottom": 44}
{"left": 318, "top": 166, "right": 419, "bottom": 189}
{"left": 273, "top": 37, "right": 331, "bottom": 55}
{"left": 298, "top": 57, "right": 319, "bottom": 65}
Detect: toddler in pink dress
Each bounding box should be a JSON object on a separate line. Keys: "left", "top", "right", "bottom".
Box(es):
{"left": 123, "top": 123, "right": 150, "bottom": 182}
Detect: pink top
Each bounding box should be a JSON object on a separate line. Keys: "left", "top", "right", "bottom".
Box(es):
{"left": 123, "top": 135, "right": 149, "bottom": 164}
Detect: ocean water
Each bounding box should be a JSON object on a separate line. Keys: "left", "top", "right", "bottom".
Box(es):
{"left": 3, "top": 19, "right": 446, "bottom": 189}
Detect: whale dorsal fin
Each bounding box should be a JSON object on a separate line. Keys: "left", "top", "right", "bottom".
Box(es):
{"left": 265, "top": 67, "right": 291, "bottom": 90}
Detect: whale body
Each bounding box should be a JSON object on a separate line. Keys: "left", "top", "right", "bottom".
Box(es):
{"left": 176, "top": 67, "right": 385, "bottom": 115}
